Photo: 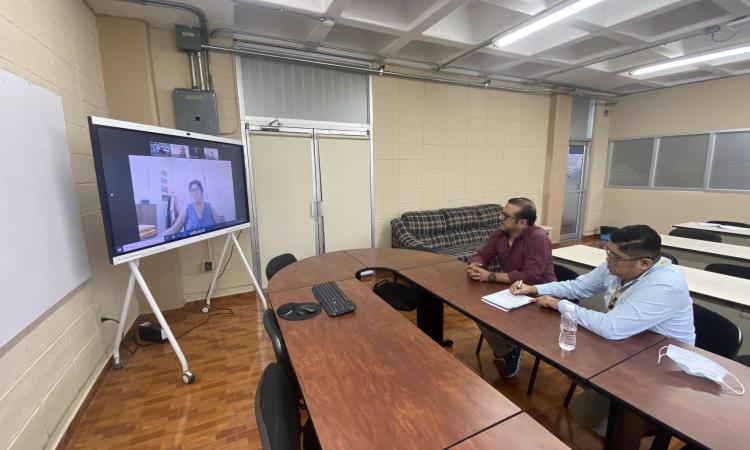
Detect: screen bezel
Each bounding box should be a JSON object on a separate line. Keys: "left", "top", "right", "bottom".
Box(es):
{"left": 88, "top": 116, "right": 251, "bottom": 265}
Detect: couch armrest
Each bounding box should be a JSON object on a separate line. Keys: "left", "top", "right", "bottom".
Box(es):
{"left": 391, "top": 219, "right": 433, "bottom": 250}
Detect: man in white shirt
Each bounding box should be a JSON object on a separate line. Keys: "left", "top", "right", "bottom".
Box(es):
{"left": 511, "top": 224, "right": 695, "bottom": 450}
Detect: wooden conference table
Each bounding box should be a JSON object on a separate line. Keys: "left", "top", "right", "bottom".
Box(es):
{"left": 673, "top": 222, "right": 750, "bottom": 246}
{"left": 266, "top": 248, "right": 667, "bottom": 449}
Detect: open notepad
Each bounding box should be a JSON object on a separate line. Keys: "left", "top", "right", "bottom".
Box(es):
{"left": 482, "top": 289, "right": 534, "bottom": 312}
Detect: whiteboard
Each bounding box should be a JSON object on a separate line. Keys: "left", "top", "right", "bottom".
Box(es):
{"left": 0, "top": 68, "right": 91, "bottom": 348}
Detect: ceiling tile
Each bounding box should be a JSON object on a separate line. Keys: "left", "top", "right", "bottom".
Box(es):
{"left": 540, "top": 35, "right": 627, "bottom": 64}
{"left": 323, "top": 24, "right": 400, "bottom": 53}
{"left": 575, "top": 0, "right": 684, "bottom": 28}
{"left": 616, "top": 0, "right": 731, "bottom": 41}
{"left": 497, "top": 23, "right": 589, "bottom": 56}
{"left": 422, "top": 1, "right": 530, "bottom": 45}
{"left": 394, "top": 40, "right": 464, "bottom": 63}
{"left": 341, "top": 0, "right": 443, "bottom": 30}
{"left": 611, "top": 82, "right": 659, "bottom": 94}
{"left": 454, "top": 51, "right": 517, "bottom": 71}
{"left": 499, "top": 61, "right": 559, "bottom": 78}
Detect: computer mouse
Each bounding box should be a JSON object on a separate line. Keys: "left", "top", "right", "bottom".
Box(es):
{"left": 295, "top": 304, "right": 318, "bottom": 315}
{"left": 301, "top": 304, "right": 319, "bottom": 314}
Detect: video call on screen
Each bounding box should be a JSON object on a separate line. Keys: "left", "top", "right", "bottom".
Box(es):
{"left": 92, "top": 126, "right": 249, "bottom": 257}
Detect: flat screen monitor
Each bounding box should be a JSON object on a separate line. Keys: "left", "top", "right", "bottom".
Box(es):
{"left": 88, "top": 117, "right": 250, "bottom": 265}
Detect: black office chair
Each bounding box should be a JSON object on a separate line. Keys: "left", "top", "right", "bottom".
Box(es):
{"left": 660, "top": 251, "right": 678, "bottom": 265}
{"left": 668, "top": 228, "right": 722, "bottom": 243}
{"left": 705, "top": 263, "right": 750, "bottom": 280}
{"left": 707, "top": 220, "right": 750, "bottom": 228}
{"left": 263, "top": 309, "right": 304, "bottom": 407}
{"left": 255, "top": 363, "right": 321, "bottom": 450}
{"left": 266, "top": 253, "right": 298, "bottom": 280}
{"left": 371, "top": 273, "right": 419, "bottom": 311}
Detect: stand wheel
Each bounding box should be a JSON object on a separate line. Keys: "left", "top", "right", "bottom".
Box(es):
{"left": 113, "top": 360, "right": 123, "bottom": 370}
{"left": 201, "top": 304, "right": 210, "bottom": 314}
{"left": 182, "top": 370, "right": 196, "bottom": 384}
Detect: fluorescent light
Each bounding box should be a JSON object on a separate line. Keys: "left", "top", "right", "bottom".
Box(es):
{"left": 631, "top": 45, "right": 750, "bottom": 76}
{"left": 492, "top": 0, "right": 604, "bottom": 48}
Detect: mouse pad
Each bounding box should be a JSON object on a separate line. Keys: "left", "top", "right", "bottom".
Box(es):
{"left": 277, "top": 302, "right": 322, "bottom": 321}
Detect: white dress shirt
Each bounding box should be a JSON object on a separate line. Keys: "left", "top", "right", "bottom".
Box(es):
{"left": 536, "top": 258, "right": 696, "bottom": 345}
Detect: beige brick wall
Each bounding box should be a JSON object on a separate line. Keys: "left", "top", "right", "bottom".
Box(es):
{"left": 372, "top": 76, "right": 551, "bottom": 247}
{"left": 0, "top": 1, "right": 136, "bottom": 449}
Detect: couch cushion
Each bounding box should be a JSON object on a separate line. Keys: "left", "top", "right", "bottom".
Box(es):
{"left": 441, "top": 207, "right": 479, "bottom": 230}
{"left": 447, "top": 229, "right": 486, "bottom": 246}
{"left": 436, "top": 242, "right": 482, "bottom": 262}
{"left": 402, "top": 210, "right": 446, "bottom": 236}
{"left": 422, "top": 233, "right": 452, "bottom": 249}
{"left": 475, "top": 204, "right": 502, "bottom": 227}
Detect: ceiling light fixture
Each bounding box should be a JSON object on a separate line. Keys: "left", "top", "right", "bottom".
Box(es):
{"left": 630, "top": 44, "right": 750, "bottom": 76}
{"left": 492, "top": 0, "right": 604, "bottom": 48}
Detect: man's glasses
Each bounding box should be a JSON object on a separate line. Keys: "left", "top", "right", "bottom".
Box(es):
{"left": 605, "top": 247, "right": 655, "bottom": 263}
{"left": 499, "top": 211, "right": 517, "bottom": 222}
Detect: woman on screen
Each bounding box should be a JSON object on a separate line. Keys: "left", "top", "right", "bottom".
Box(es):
{"left": 165, "top": 180, "right": 221, "bottom": 235}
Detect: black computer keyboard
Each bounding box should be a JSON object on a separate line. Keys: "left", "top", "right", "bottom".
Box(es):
{"left": 312, "top": 281, "right": 357, "bottom": 317}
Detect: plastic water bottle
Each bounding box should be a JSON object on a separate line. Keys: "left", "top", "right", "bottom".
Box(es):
{"left": 559, "top": 303, "right": 577, "bottom": 351}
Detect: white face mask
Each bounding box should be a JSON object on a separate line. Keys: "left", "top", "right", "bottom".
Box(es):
{"left": 658, "top": 345, "right": 745, "bottom": 395}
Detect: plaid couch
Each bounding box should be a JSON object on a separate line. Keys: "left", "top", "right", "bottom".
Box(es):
{"left": 391, "top": 204, "right": 502, "bottom": 271}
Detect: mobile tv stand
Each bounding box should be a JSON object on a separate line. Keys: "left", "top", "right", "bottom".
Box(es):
{"left": 111, "top": 231, "right": 267, "bottom": 385}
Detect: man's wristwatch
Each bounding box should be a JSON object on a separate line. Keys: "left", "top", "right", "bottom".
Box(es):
{"left": 488, "top": 272, "right": 496, "bottom": 283}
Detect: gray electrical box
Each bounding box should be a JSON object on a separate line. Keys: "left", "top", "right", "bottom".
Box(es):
{"left": 173, "top": 88, "right": 220, "bottom": 135}
{"left": 175, "top": 25, "right": 202, "bottom": 52}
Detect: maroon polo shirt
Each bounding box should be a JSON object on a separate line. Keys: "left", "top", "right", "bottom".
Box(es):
{"left": 469, "top": 225, "right": 556, "bottom": 284}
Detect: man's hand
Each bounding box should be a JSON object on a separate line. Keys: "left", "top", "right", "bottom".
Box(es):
{"left": 536, "top": 295, "right": 561, "bottom": 310}
{"left": 509, "top": 281, "right": 538, "bottom": 296}
{"left": 467, "top": 262, "right": 490, "bottom": 282}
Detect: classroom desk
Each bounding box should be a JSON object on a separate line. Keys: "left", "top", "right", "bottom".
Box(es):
{"left": 660, "top": 233, "right": 750, "bottom": 269}
{"left": 552, "top": 245, "right": 750, "bottom": 309}
{"left": 400, "top": 260, "right": 665, "bottom": 382}
{"left": 449, "top": 413, "right": 569, "bottom": 450}
{"left": 268, "top": 273, "right": 520, "bottom": 449}
{"left": 673, "top": 222, "right": 750, "bottom": 247}
{"left": 591, "top": 339, "right": 750, "bottom": 450}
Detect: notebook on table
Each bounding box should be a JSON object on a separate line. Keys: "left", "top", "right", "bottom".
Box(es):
{"left": 482, "top": 289, "right": 534, "bottom": 312}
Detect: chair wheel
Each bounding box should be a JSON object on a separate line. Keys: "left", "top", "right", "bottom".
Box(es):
{"left": 182, "top": 370, "right": 196, "bottom": 384}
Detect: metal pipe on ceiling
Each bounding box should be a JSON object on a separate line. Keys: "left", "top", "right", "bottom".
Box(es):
{"left": 203, "top": 44, "right": 566, "bottom": 95}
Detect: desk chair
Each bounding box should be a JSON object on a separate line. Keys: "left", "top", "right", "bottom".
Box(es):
{"left": 668, "top": 228, "right": 722, "bottom": 243}
{"left": 255, "top": 363, "right": 321, "bottom": 450}
{"left": 707, "top": 220, "right": 750, "bottom": 228}
{"left": 660, "top": 251, "right": 678, "bottom": 265}
{"left": 705, "top": 263, "right": 750, "bottom": 280}
{"left": 267, "top": 253, "right": 298, "bottom": 280}
{"left": 263, "top": 309, "right": 304, "bottom": 407}
{"left": 362, "top": 270, "right": 419, "bottom": 312}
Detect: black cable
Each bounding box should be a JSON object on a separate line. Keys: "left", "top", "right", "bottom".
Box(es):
{"left": 711, "top": 28, "right": 741, "bottom": 42}
{"left": 101, "top": 317, "right": 138, "bottom": 354}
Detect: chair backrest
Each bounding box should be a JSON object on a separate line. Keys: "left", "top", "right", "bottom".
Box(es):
{"left": 660, "top": 251, "right": 678, "bottom": 265}
{"left": 668, "top": 228, "right": 722, "bottom": 243}
{"left": 255, "top": 363, "right": 301, "bottom": 450}
{"left": 553, "top": 263, "right": 579, "bottom": 282}
{"left": 693, "top": 304, "right": 743, "bottom": 359}
{"left": 262, "top": 310, "right": 302, "bottom": 402}
{"left": 266, "top": 253, "right": 297, "bottom": 280}
{"left": 705, "top": 263, "right": 750, "bottom": 280}
{"left": 707, "top": 220, "right": 750, "bottom": 228}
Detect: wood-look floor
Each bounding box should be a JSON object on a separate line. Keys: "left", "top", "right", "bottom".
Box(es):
{"left": 62, "top": 251, "right": 681, "bottom": 449}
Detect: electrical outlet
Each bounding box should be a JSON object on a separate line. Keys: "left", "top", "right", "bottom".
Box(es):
{"left": 203, "top": 260, "right": 213, "bottom": 272}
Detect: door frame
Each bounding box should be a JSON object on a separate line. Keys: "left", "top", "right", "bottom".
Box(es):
{"left": 560, "top": 141, "right": 591, "bottom": 241}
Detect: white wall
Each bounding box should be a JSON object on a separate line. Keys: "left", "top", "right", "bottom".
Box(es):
{"left": 0, "top": 1, "right": 136, "bottom": 449}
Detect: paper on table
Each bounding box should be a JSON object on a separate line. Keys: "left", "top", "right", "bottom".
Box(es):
{"left": 482, "top": 289, "right": 534, "bottom": 312}
{"left": 698, "top": 222, "right": 746, "bottom": 231}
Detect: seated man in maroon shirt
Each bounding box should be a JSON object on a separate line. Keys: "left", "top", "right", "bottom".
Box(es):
{"left": 467, "top": 197, "right": 555, "bottom": 377}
